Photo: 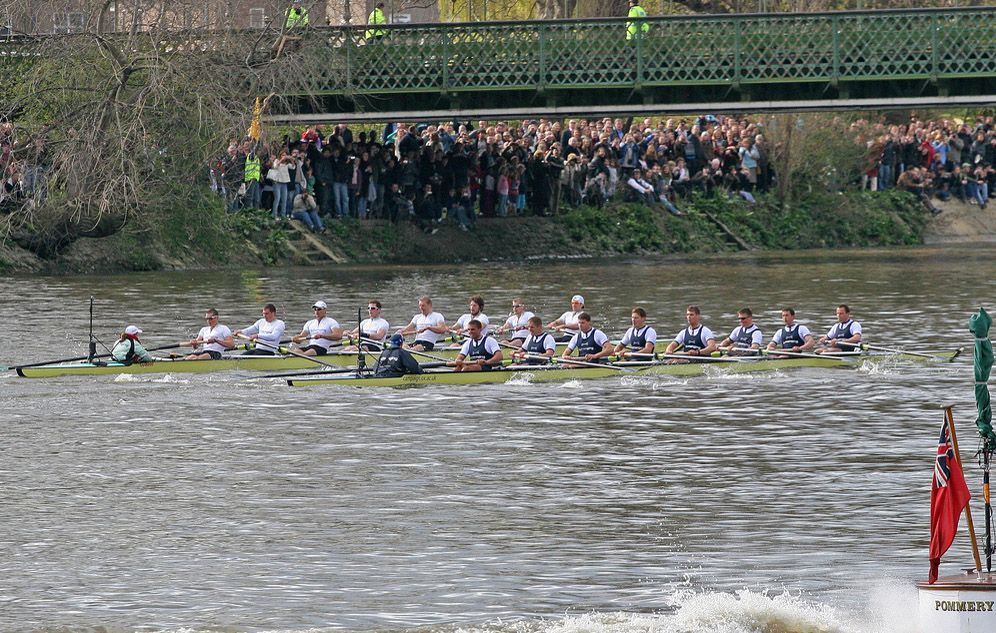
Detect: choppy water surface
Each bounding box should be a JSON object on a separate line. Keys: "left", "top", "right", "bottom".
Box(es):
{"left": 2, "top": 246, "right": 995, "bottom": 633}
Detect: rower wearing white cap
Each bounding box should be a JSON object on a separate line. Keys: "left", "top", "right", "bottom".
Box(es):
{"left": 292, "top": 300, "right": 343, "bottom": 356}
{"left": 234, "top": 303, "right": 286, "bottom": 356}
{"left": 184, "top": 308, "right": 234, "bottom": 360}
{"left": 398, "top": 296, "right": 447, "bottom": 352}
{"left": 111, "top": 325, "right": 155, "bottom": 364}
{"left": 547, "top": 294, "right": 586, "bottom": 342}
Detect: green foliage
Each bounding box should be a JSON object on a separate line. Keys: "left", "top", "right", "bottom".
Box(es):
{"left": 558, "top": 202, "right": 666, "bottom": 253}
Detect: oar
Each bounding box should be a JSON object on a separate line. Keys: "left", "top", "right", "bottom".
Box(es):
{"left": 655, "top": 351, "right": 751, "bottom": 363}
{"left": 236, "top": 334, "right": 340, "bottom": 370}
{"left": 542, "top": 353, "right": 630, "bottom": 371}
{"left": 761, "top": 348, "right": 860, "bottom": 361}
{"left": 4, "top": 342, "right": 188, "bottom": 372}
{"left": 860, "top": 343, "right": 962, "bottom": 362}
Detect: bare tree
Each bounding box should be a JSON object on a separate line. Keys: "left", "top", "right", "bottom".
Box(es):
{"left": 0, "top": 0, "right": 335, "bottom": 257}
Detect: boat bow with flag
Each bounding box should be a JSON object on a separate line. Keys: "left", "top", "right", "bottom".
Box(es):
{"left": 930, "top": 412, "right": 973, "bottom": 583}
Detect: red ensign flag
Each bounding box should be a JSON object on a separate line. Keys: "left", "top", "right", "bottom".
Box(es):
{"left": 929, "top": 416, "right": 972, "bottom": 583}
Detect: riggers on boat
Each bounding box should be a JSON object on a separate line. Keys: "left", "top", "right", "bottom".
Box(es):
{"left": 285, "top": 355, "right": 859, "bottom": 387}
{"left": 13, "top": 347, "right": 960, "bottom": 379}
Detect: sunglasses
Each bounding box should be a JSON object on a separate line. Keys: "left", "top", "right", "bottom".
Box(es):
{"left": 738, "top": 316, "right": 749, "bottom": 320}
{"left": 367, "top": 307, "right": 379, "bottom": 310}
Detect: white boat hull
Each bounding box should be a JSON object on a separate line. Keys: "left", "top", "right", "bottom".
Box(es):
{"left": 918, "top": 572, "right": 996, "bottom": 633}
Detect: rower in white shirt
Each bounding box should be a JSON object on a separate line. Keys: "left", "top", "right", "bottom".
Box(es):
{"left": 495, "top": 298, "right": 535, "bottom": 347}
{"left": 664, "top": 304, "right": 718, "bottom": 361}
{"left": 452, "top": 320, "right": 503, "bottom": 372}
{"left": 562, "top": 312, "right": 613, "bottom": 363}
{"left": 291, "top": 300, "right": 343, "bottom": 356}
{"left": 234, "top": 303, "right": 286, "bottom": 356}
{"left": 817, "top": 304, "right": 862, "bottom": 353}
{"left": 398, "top": 295, "right": 448, "bottom": 352}
{"left": 183, "top": 308, "right": 234, "bottom": 360}
{"left": 510, "top": 316, "right": 557, "bottom": 365}
{"left": 345, "top": 300, "right": 390, "bottom": 351}
{"left": 718, "top": 307, "right": 764, "bottom": 356}
{"left": 450, "top": 295, "right": 491, "bottom": 338}
{"left": 613, "top": 307, "right": 657, "bottom": 358}
{"left": 547, "top": 294, "right": 586, "bottom": 342}
{"left": 767, "top": 307, "right": 815, "bottom": 353}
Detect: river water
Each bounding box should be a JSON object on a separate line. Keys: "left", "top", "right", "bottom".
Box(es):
{"left": 1, "top": 246, "right": 994, "bottom": 633}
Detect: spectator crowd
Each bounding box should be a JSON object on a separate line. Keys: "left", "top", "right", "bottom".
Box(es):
{"left": 211, "top": 115, "right": 777, "bottom": 232}
{"left": 854, "top": 114, "right": 996, "bottom": 214}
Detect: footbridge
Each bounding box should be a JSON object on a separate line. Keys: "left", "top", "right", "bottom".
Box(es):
{"left": 278, "top": 6, "right": 996, "bottom": 123}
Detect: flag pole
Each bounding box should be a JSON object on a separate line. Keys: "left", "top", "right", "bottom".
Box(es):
{"left": 946, "top": 404, "right": 983, "bottom": 573}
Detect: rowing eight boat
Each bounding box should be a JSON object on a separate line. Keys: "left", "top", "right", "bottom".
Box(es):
{"left": 14, "top": 348, "right": 960, "bottom": 379}
{"left": 285, "top": 355, "right": 857, "bottom": 387}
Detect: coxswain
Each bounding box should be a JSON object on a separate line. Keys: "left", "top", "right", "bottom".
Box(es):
{"left": 664, "top": 305, "right": 718, "bottom": 360}
{"left": 111, "top": 325, "right": 155, "bottom": 364}
{"left": 510, "top": 316, "right": 557, "bottom": 365}
{"left": 398, "top": 296, "right": 447, "bottom": 351}
{"left": 613, "top": 307, "right": 657, "bottom": 359}
{"left": 452, "top": 320, "right": 504, "bottom": 372}
{"left": 562, "top": 312, "right": 613, "bottom": 363}
{"left": 373, "top": 334, "right": 424, "bottom": 378}
{"left": 234, "top": 303, "right": 286, "bottom": 355}
{"left": 344, "top": 300, "right": 390, "bottom": 352}
{"left": 450, "top": 295, "right": 491, "bottom": 338}
{"left": 547, "top": 294, "right": 586, "bottom": 342}
{"left": 767, "top": 307, "right": 815, "bottom": 353}
{"left": 495, "top": 298, "right": 535, "bottom": 347}
{"left": 184, "top": 309, "right": 234, "bottom": 360}
{"left": 817, "top": 304, "right": 862, "bottom": 353}
{"left": 291, "top": 300, "right": 343, "bottom": 356}
{"left": 718, "top": 307, "right": 763, "bottom": 355}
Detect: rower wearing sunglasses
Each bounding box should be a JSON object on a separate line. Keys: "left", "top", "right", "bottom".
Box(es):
{"left": 345, "top": 300, "right": 390, "bottom": 352}
{"left": 495, "top": 298, "right": 535, "bottom": 348}
{"left": 718, "top": 307, "right": 764, "bottom": 356}
{"left": 183, "top": 308, "right": 234, "bottom": 360}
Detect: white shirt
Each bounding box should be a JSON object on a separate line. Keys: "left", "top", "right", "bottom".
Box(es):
{"left": 455, "top": 312, "right": 491, "bottom": 335}
{"left": 197, "top": 323, "right": 233, "bottom": 354}
{"left": 459, "top": 336, "right": 502, "bottom": 360}
{"left": 242, "top": 318, "right": 286, "bottom": 352}
{"left": 772, "top": 323, "right": 812, "bottom": 346}
{"left": 557, "top": 310, "right": 583, "bottom": 329}
{"left": 826, "top": 319, "right": 862, "bottom": 339}
{"left": 503, "top": 311, "right": 535, "bottom": 339}
{"left": 408, "top": 311, "right": 446, "bottom": 345}
{"left": 726, "top": 325, "right": 764, "bottom": 347}
{"left": 302, "top": 316, "right": 340, "bottom": 351}
{"left": 620, "top": 325, "right": 657, "bottom": 348}
{"left": 361, "top": 317, "right": 390, "bottom": 342}
{"left": 566, "top": 328, "right": 610, "bottom": 353}
{"left": 673, "top": 325, "right": 715, "bottom": 348}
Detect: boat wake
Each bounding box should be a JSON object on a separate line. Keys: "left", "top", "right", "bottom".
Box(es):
{"left": 112, "top": 373, "right": 190, "bottom": 384}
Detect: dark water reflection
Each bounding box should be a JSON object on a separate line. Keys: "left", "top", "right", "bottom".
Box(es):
{"left": 1, "top": 246, "right": 993, "bottom": 633}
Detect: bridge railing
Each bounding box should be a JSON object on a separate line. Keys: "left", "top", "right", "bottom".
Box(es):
{"left": 294, "top": 7, "right": 996, "bottom": 96}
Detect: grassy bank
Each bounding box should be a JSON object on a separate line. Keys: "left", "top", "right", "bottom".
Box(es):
{"left": 0, "top": 190, "right": 930, "bottom": 274}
